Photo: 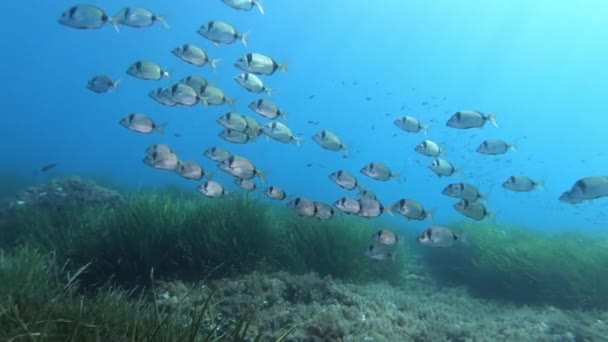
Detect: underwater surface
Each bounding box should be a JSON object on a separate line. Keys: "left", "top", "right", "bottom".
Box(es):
{"left": 1, "top": 1, "right": 608, "bottom": 341}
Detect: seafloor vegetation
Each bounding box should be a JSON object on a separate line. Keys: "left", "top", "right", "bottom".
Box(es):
{"left": 1, "top": 175, "right": 607, "bottom": 341}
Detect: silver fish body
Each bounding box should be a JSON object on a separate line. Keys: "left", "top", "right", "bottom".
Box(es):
{"left": 454, "top": 200, "right": 492, "bottom": 221}
{"left": 235, "top": 73, "right": 271, "bottom": 94}
{"left": 360, "top": 162, "right": 397, "bottom": 181}
{"left": 87, "top": 75, "right": 119, "bottom": 93}
{"left": 235, "top": 178, "right": 256, "bottom": 191}
{"left": 442, "top": 183, "right": 484, "bottom": 201}
{"left": 119, "top": 113, "right": 162, "bottom": 134}
{"left": 197, "top": 20, "right": 248, "bottom": 46}
{"left": 502, "top": 176, "right": 541, "bottom": 192}
{"left": 312, "top": 130, "right": 346, "bottom": 152}
{"left": 59, "top": 5, "right": 110, "bottom": 30}
{"left": 415, "top": 140, "right": 442, "bottom": 157}
{"left": 248, "top": 99, "right": 286, "bottom": 119}
{"left": 127, "top": 61, "right": 170, "bottom": 80}
{"left": 197, "top": 180, "right": 227, "bottom": 198}
{"left": 149, "top": 88, "right": 176, "bottom": 106}
{"left": 329, "top": 170, "right": 359, "bottom": 190}
{"left": 203, "top": 146, "right": 231, "bottom": 162}
{"left": 112, "top": 7, "right": 168, "bottom": 30}
{"left": 372, "top": 230, "right": 399, "bottom": 246}
{"left": 288, "top": 197, "right": 316, "bottom": 217}
{"left": 418, "top": 226, "right": 459, "bottom": 248}
{"left": 235, "top": 53, "right": 286, "bottom": 75}
{"left": 559, "top": 176, "right": 608, "bottom": 204}
{"left": 265, "top": 186, "right": 287, "bottom": 200}
{"left": 391, "top": 199, "right": 430, "bottom": 221}
{"left": 261, "top": 122, "right": 300, "bottom": 145}
{"left": 394, "top": 116, "right": 427, "bottom": 133}
{"left": 447, "top": 110, "right": 497, "bottom": 129}
{"left": 221, "top": 0, "right": 264, "bottom": 14}
{"left": 172, "top": 44, "right": 219, "bottom": 68}
{"left": 476, "top": 139, "right": 515, "bottom": 155}
{"left": 429, "top": 158, "right": 456, "bottom": 177}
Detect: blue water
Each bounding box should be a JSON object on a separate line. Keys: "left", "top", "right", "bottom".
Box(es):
{"left": 2, "top": 1, "right": 607, "bottom": 232}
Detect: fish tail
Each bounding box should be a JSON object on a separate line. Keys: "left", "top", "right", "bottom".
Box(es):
{"left": 534, "top": 179, "right": 545, "bottom": 190}
{"left": 487, "top": 113, "right": 498, "bottom": 127}
{"left": 156, "top": 122, "right": 167, "bottom": 135}
{"left": 294, "top": 136, "right": 303, "bottom": 147}
{"left": 156, "top": 15, "right": 169, "bottom": 28}
{"left": 162, "top": 69, "right": 172, "bottom": 80}
{"left": 279, "top": 62, "right": 288, "bottom": 73}
{"left": 226, "top": 97, "right": 237, "bottom": 110}
{"left": 265, "top": 87, "right": 272, "bottom": 96}
{"left": 108, "top": 16, "right": 120, "bottom": 32}
{"left": 254, "top": 0, "right": 265, "bottom": 14}
{"left": 240, "top": 31, "right": 250, "bottom": 47}
{"left": 280, "top": 111, "right": 289, "bottom": 120}
{"left": 112, "top": 79, "right": 121, "bottom": 90}
{"left": 256, "top": 170, "right": 267, "bottom": 184}
{"left": 509, "top": 143, "right": 517, "bottom": 152}
{"left": 200, "top": 98, "right": 210, "bottom": 107}
{"left": 384, "top": 206, "right": 394, "bottom": 216}
{"left": 421, "top": 124, "right": 429, "bottom": 136}
{"left": 210, "top": 58, "right": 221, "bottom": 69}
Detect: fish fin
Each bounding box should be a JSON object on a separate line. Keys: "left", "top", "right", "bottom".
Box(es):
{"left": 109, "top": 16, "right": 120, "bottom": 32}
{"left": 226, "top": 97, "right": 237, "bottom": 110}
{"left": 240, "top": 31, "right": 250, "bottom": 47}
{"left": 156, "top": 15, "right": 169, "bottom": 28}
{"left": 486, "top": 113, "right": 498, "bottom": 127}
{"left": 209, "top": 58, "right": 221, "bottom": 69}
{"left": 254, "top": 0, "right": 265, "bottom": 14}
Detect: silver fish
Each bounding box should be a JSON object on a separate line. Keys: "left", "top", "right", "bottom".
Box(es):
{"left": 235, "top": 73, "right": 271, "bottom": 95}
{"left": 143, "top": 150, "right": 179, "bottom": 170}
{"left": 391, "top": 199, "right": 431, "bottom": 221}
{"left": 217, "top": 112, "right": 249, "bottom": 132}
{"left": 454, "top": 200, "right": 493, "bottom": 221}
{"left": 235, "top": 178, "right": 256, "bottom": 191}
{"left": 172, "top": 44, "right": 219, "bottom": 68}
{"left": 371, "top": 229, "right": 399, "bottom": 246}
{"left": 559, "top": 176, "right": 608, "bottom": 204}
{"left": 313, "top": 202, "right": 336, "bottom": 220}
{"left": 146, "top": 144, "right": 173, "bottom": 155}
{"left": 447, "top": 110, "right": 497, "bottom": 129}
{"left": 261, "top": 122, "right": 301, "bottom": 145}
{"left": 502, "top": 176, "right": 542, "bottom": 192}
{"left": 364, "top": 243, "right": 395, "bottom": 262}
{"left": 235, "top": 53, "right": 286, "bottom": 75}
{"left": 86, "top": 75, "right": 120, "bottom": 93}
{"left": 58, "top": 5, "right": 110, "bottom": 30}
{"left": 149, "top": 88, "right": 176, "bottom": 106}
{"left": 196, "top": 180, "right": 227, "bottom": 198}
{"left": 127, "top": 61, "right": 170, "bottom": 80}
{"left": 180, "top": 75, "right": 208, "bottom": 95}
{"left": 360, "top": 162, "right": 398, "bottom": 181}
{"left": 243, "top": 116, "right": 262, "bottom": 137}
{"left": 312, "top": 130, "right": 346, "bottom": 152}
{"left": 164, "top": 83, "right": 200, "bottom": 106}
{"left": 221, "top": 0, "right": 264, "bottom": 14}
{"left": 248, "top": 99, "right": 286, "bottom": 119}
{"left": 203, "top": 146, "right": 231, "bottom": 162}
{"left": 119, "top": 113, "right": 163, "bottom": 134}
{"left": 176, "top": 161, "right": 205, "bottom": 180}
{"left": 428, "top": 158, "right": 456, "bottom": 177}
{"left": 329, "top": 170, "right": 360, "bottom": 190}
{"left": 200, "top": 84, "right": 236, "bottom": 109}
{"left": 357, "top": 196, "right": 388, "bottom": 218}
{"left": 418, "top": 226, "right": 459, "bottom": 248}
{"left": 265, "top": 186, "right": 287, "bottom": 200}
{"left": 414, "top": 140, "right": 442, "bottom": 157}
{"left": 112, "top": 7, "right": 168, "bottom": 31}
{"left": 334, "top": 197, "right": 361, "bottom": 215}
{"left": 219, "top": 129, "right": 253, "bottom": 144}
{"left": 394, "top": 116, "right": 427, "bottom": 134}
{"left": 288, "top": 197, "right": 316, "bottom": 217}
{"left": 217, "top": 155, "right": 264, "bottom": 181}
{"left": 197, "top": 20, "right": 249, "bottom": 46}
{"left": 442, "top": 183, "right": 485, "bottom": 201}
{"left": 476, "top": 139, "right": 515, "bottom": 155}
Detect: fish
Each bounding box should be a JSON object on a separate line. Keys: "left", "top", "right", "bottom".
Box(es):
{"left": 265, "top": 186, "right": 287, "bottom": 200}
{"left": 203, "top": 146, "right": 231, "bottom": 162}
{"left": 172, "top": 44, "right": 220, "bottom": 68}
{"left": 442, "top": 183, "right": 485, "bottom": 201}
{"left": 371, "top": 230, "right": 399, "bottom": 246}
{"left": 417, "top": 226, "right": 460, "bottom": 248}
{"left": 559, "top": 176, "right": 608, "bottom": 204}
{"left": 219, "top": 129, "right": 254, "bottom": 144}
{"left": 391, "top": 199, "right": 432, "bottom": 221}
{"left": 334, "top": 197, "right": 361, "bottom": 215}
{"left": 447, "top": 110, "right": 497, "bottom": 129}
{"left": 243, "top": 116, "right": 263, "bottom": 137}
{"left": 364, "top": 243, "right": 395, "bottom": 262}
{"left": 358, "top": 189, "right": 378, "bottom": 200}
{"left": 235, "top": 53, "right": 287, "bottom": 75}
{"left": 288, "top": 197, "right": 316, "bottom": 217}
{"left": 248, "top": 99, "right": 287, "bottom": 120}
{"left": 502, "top": 176, "right": 543, "bottom": 192}
{"left": 180, "top": 75, "right": 209, "bottom": 95}
{"left": 217, "top": 155, "right": 265, "bottom": 181}
{"left": 454, "top": 200, "right": 493, "bottom": 221}
{"left": 414, "top": 140, "right": 443, "bottom": 157}
{"left": 221, "top": 0, "right": 265, "bottom": 14}
{"left": 235, "top": 73, "right": 271, "bottom": 95}
{"left": 235, "top": 178, "right": 256, "bottom": 191}
{"left": 360, "top": 162, "right": 399, "bottom": 181}
{"left": 261, "top": 122, "right": 302, "bottom": 145}
{"left": 394, "top": 116, "right": 427, "bottom": 134}
{"left": 164, "top": 83, "right": 200, "bottom": 106}
{"left": 111, "top": 7, "right": 168, "bottom": 31}
{"left": 312, "top": 130, "right": 347, "bottom": 152}
{"left": 146, "top": 144, "right": 174, "bottom": 155}
{"left": 428, "top": 158, "right": 457, "bottom": 177}
{"left": 176, "top": 161, "right": 206, "bottom": 180}
{"left": 197, "top": 20, "right": 249, "bottom": 46}
{"left": 358, "top": 196, "right": 389, "bottom": 218}
{"left": 41, "top": 163, "right": 57, "bottom": 172}
{"left": 217, "top": 112, "right": 249, "bottom": 132}
{"left": 313, "top": 202, "right": 336, "bottom": 220}
{"left": 328, "top": 170, "right": 361, "bottom": 190}
{"left": 86, "top": 75, "right": 120, "bottom": 94}
{"left": 476, "top": 139, "right": 515, "bottom": 155}
{"left": 149, "top": 88, "right": 176, "bottom": 106}
{"left": 127, "top": 61, "right": 170, "bottom": 80}
{"left": 200, "top": 84, "right": 236, "bottom": 109}
{"left": 119, "top": 114, "right": 164, "bottom": 134}
{"left": 196, "top": 180, "right": 228, "bottom": 198}
{"left": 143, "top": 150, "right": 179, "bottom": 170}
{"left": 58, "top": 4, "right": 111, "bottom": 30}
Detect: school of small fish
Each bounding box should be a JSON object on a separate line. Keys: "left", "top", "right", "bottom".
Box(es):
{"left": 59, "top": 3, "right": 607, "bottom": 262}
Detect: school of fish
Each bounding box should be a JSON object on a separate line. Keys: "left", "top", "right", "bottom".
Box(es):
{"left": 59, "top": 3, "right": 608, "bottom": 261}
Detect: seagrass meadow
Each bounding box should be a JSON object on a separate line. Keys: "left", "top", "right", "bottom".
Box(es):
{"left": 1, "top": 176, "right": 608, "bottom": 341}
